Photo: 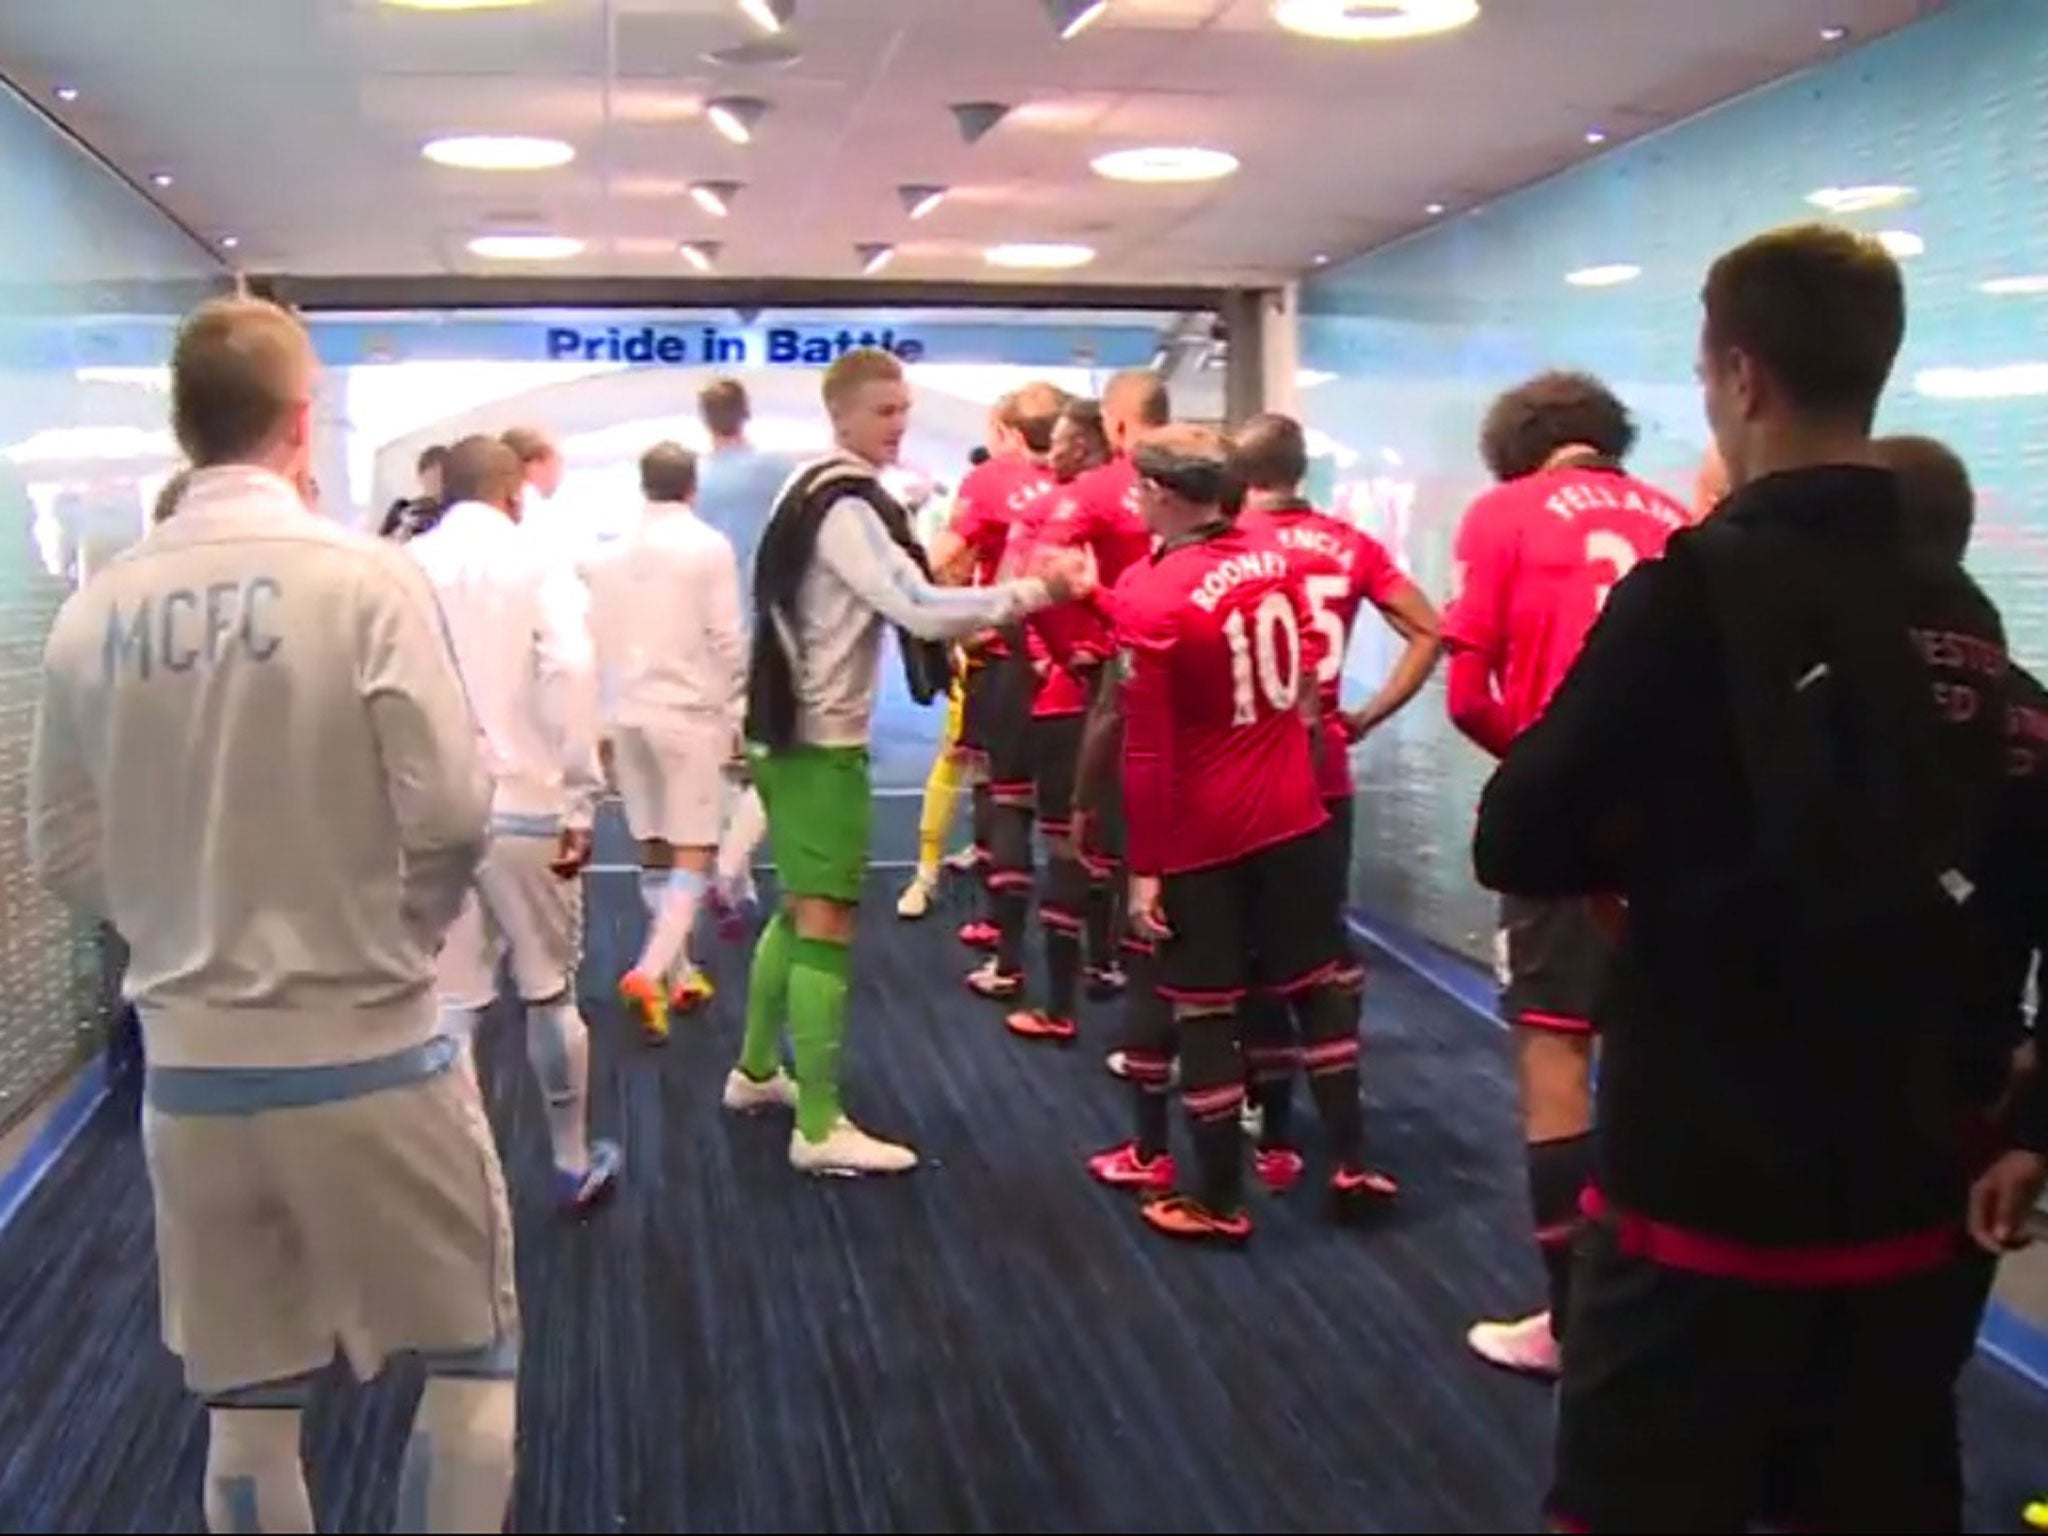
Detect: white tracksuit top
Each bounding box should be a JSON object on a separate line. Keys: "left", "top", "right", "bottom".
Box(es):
{"left": 407, "top": 499, "right": 604, "bottom": 836}
{"left": 28, "top": 466, "right": 491, "bottom": 1071}
{"left": 579, "top": 501, "right": 747, "bottom": 738}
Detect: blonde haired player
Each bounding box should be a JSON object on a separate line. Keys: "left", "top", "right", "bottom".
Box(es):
{"left": 409, "top": 434, "right": 622, "bottom": 1212}
{"left": 581, "top": 441, "right": 747, "bottom": 1041}
{"left": 30, "top": 297, "right": 516, "bottom": 1534}
{"left": 731, "top": 349, "right": 1091, "bottom": 1175}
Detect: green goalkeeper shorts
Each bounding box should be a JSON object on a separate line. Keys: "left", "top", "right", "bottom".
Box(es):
{"left": 750, "top": 744, "right": 873, "bottom": 904}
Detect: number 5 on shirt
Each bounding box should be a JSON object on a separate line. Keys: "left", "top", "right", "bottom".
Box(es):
{"left": 1223, "top": 590, "right": 1303, "bottom": 727}
{"left": 1301, "top": 573, "right": 1350, "bottom": 685}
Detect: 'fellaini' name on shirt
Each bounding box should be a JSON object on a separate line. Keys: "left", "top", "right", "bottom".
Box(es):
{"left": 103, "top": 577, "right": 283, "bottom": 684}
{"left": 1189, "top": 549, "right": 1289, "bottom": 613}
{"left": 1542, "top": 479, "right": 1689, "bottom": 530}
{"left": 1267, "top": 522, "right": 1356, "bottom": 572}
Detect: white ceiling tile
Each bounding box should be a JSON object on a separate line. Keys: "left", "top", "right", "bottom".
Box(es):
{"left": 0, "top": 0, "right": 1937, "bottom": 284}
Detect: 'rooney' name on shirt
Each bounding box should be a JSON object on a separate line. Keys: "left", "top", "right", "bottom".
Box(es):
{"left": 1189, "top": 548, "right": 1288, "bottom": 613}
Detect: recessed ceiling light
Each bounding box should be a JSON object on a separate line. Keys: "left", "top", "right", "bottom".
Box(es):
{"left": 151, "top": 172, "right": 174, "bottom": 188}
{"left": 1091, "top": 146, "right": 1240, "bottom": 184}
{"left": 857, "top": 243, "right": 896, "bottom": 275}
{"left": 55, "top": 86, "right": 78, "bottom": 103}
{"left": 467, "top": 233, "right": 586, "bottom": 261}
{"left": 1584, "top": 128, "right": 1607, "bottom": 144}
{"left": 702, "top": 37, "right": 803, "bottom": 68}
{"left": 1272, "top": 0, "right": 1481, "bottom": 43}
{"left": 1876, "top": 229, "right": 1924, "bottom": 259}
{"left": 706, "top": 96, "right": 769, "bottom": 144}
{"left": 1311, "top": 253, "right": 1330, "bottom": 265}
{"left": 985, "top": 242, "right": 1096, "bottom": 270}
{"left": 1981, "top": 274, "right": 2048, "bottom": 296}
{"left": 1805, "top": 183, "right": 1914, "bottom": 214}
{"left": 381, "top": 0, "right": 547, "bottom": 10}
{"left": 1424, "top": 201, "right": 1446, "bottom": 215}
{"left": 220, "top": 236, "right": 240, "bottom": 250}
{"left": 679, "top": 241, "right": 720, "bottom": 272}
{"left": 898, "top": 185, "right": 948, "bottom": 220}
{"left": 951, "top": 101, "right": 1013, "bottom": 144}
{"left": 1565, "top": 263, "right": 1641, "bottom": 288}
{"left": 738, "top": 0, "right": 793, "bottom": 32}
{"left": 1820, "top": 24, "right": 1847, "bottom": 42}
{"left": 1044, "top": 0, "right": 1109, "bottom": 39}
{"left": 423, "top": 134, "right": 575, "bottom": 171}
{"left": 691, "top": 181, "right": 742, "bottom": 217}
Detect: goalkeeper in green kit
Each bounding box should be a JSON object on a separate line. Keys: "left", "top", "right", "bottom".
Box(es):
{"left": 723, "top": 347, "right": 1091, "bottom": 1176}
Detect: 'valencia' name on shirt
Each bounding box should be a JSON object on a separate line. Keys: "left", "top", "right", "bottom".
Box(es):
{"left": 1188, "top": 549, "right": 1288, "bottom": 614}
{"left": 1267, "top": 523, "right": 1356, "bottom": 571}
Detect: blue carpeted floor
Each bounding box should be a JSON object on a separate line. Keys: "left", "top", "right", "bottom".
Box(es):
{"left": 0, "top": 869, "right": 2042, "bottom": 1532}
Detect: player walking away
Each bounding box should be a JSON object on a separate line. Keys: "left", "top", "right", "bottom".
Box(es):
{"left": 1443, "top": 371, "right": 1688, "bottom": 1378}
{"left": 378, "top": 444, "right": 447, "bottom": 541}
{"left": 1231, "top": 412, "right": 1442, "bottom": 1179}
{"left": 409, "top": 435, "right": 621, "bottom": 1215}
{"left": 1080, "top": 425, "right": 1397, "bottom": 1242}
{"left": 581, "top": 441, "right": 747, "bottom": 1042}
{"left": 729, "top": 349, "right": 1091, "bottom": 1177}
{"left": 695, "top": 378, "right": 801, "bottom": 936}
{"left": 30, "top": 297, "right": 517, "bottom": 1534}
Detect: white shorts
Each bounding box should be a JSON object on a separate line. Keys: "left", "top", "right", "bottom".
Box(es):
{"left": 611, "top": 720, "right": 729, "bottom": 848}
{"left": 439, "top": 833, "right": 583, "bottom": 1008}
{"left": 145, "top": 1060, "right": 518, "bottom": 1397}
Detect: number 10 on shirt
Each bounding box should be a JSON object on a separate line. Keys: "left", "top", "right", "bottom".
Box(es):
{"left": 1223, "top": 590, "right": 1303, "bottom": 727}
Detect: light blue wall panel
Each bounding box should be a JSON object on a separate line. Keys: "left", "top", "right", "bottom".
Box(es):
{"left": 0, "top": 78, "right": 228, "bottom": 1125}
{"left": 1302, "top": 0, "right": 2048, "bottom": 960}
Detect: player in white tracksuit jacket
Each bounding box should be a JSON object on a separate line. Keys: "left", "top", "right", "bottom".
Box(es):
{"left": 29, "top": 298, "right": 515, "bottom": 1535}
{"left": 580, "top": 442, "right": 747, "bottom": 1043}
{"left": 407, "top": 434, "right": 622, "bottom": 1213}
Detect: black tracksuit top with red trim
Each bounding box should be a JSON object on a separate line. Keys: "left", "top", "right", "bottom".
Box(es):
{"left": 1474, "top": 465, "right": 2045, "bottom": 1249}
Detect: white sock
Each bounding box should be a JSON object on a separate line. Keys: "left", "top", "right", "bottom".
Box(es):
{"left": 716, "top": 787, "right": 766, "bottom": 896}
{"left": 636, "top": 867, "right": 704, "bottom": 982}
{"left": 204, "top": 1407, "right": 313, "bottom": 1533}
{"left": 524, "top": 999, "right": 591, "bottom": 1173}
{"left": 395, "top": 1375, "right": 518, "bottom": 1535}
{"left": 637, "top": 867, "right": 666, "bottom": 917}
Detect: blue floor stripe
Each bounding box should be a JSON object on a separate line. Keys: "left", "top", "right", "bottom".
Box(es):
{"left": 1346, "top": 906, "right": 2048, "bottom": 1399}
{"left": 0, "top": 1068, "right": 110, "bottom": 1240}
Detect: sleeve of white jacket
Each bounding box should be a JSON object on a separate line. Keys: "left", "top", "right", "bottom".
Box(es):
{"left": 27, "top": 608, "right": 109, "bottom": 921}
{"left": 356, "top": 556, "right": 491, "bottom": 950}
{"left": 703, "top": 532, "right": 750, "bottom": 736}
{"left": 813, "top": 496, "right": 1050, "bottom": 641}
{"left": 534, "top": 565, "right": 604, "bottom": 831}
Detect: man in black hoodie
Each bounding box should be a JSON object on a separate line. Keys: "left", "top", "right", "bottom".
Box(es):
{"left": 1475, "top": 223, "right": 2045, "bottom": 1532}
